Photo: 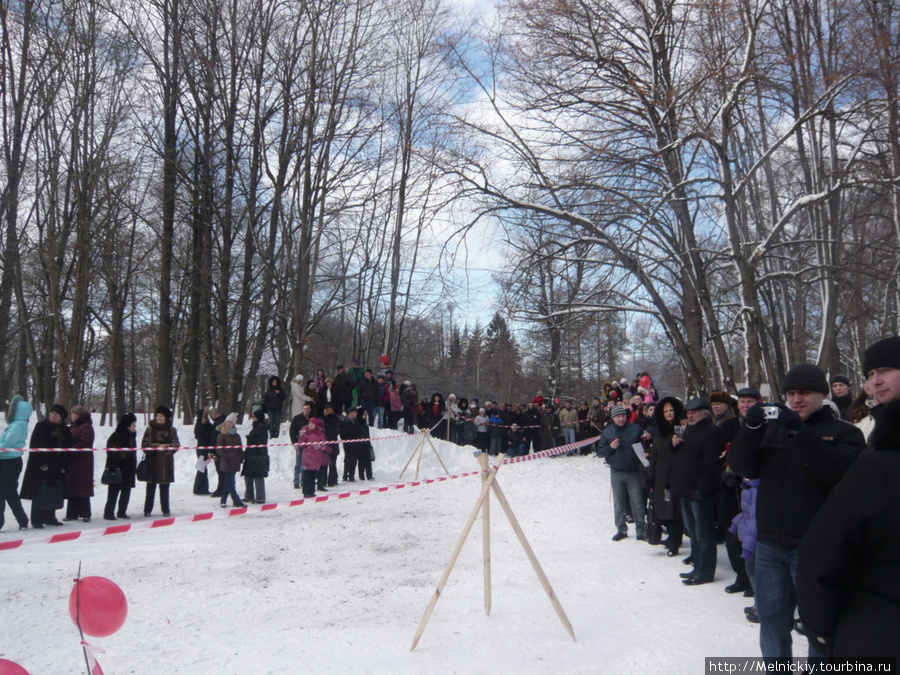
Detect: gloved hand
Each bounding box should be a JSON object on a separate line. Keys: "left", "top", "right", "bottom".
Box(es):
{"left": 775, "top": 407, "right": 803, "bottom": 432}
{"left": 744, "top": 403, "right": 766, "bottom": 428}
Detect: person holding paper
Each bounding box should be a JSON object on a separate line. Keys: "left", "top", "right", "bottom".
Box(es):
{"left": 595, "top": 405, "right": 645, "bottom": 541}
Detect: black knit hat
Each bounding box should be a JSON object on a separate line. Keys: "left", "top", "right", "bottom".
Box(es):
{"left": 50, "top": 403, "right": 68, "bottom": 419}
{"left": 781, "top": 364, "right": 829, "bottom": 395}
{"left": 830, "top": 374, "right": 850, "bottom": 386}
{"left": 863, "top": 336, "right": 900, "bottom": 376}
{"left": 155, "top": 405, "right": 173, "bottom": 420}
{"left": 252, "top": 408, "right": 267, "bottom": 422}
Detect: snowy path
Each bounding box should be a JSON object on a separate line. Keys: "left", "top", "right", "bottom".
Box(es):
{"left": 0, "top": 425, "right": 778, "bottom": 673}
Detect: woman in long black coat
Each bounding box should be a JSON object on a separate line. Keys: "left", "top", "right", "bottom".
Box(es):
{"left": 103, "top": 413, "right": 137, "bottom": 520}
{"left": 193, "top": 407, "right": 216, "bottom": 495}
{"left": 648, "top": 396, "right": 686, "bottom": 556}
{"left": 242, "top": 409, "right": 270, "bottom": 503}
{"left": 20, "top": 403, "right": 73, "bottom": 528}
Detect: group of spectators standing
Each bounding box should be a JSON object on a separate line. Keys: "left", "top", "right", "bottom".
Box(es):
{"left": 2, "top": 348, "right": 899, "bottom": 664}
{"left": 590, "top": 338, "right": 900, "bottom": 664}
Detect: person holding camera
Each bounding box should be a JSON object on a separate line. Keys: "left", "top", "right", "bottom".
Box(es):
{"left": 728, "top": 364, "right": 865, "bottom": 661}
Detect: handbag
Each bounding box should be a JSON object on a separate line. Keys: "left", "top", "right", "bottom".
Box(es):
{"left": 33, "top": 482, "right": 64, "bottom": 510}
{"left": 135, "top": 454, "right": 151, "bottom": 482}
{"left": 101, "top": 466, "right": 124, "bottom": 486}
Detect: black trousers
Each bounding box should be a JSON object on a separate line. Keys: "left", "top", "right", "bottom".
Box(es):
{"left": 0, "top": 457, "right": 29, "bottom": 527}
{"left": 301, "top": 469, "right": 318, "bottom": 497}
{"left": 343, "top": 446, "right": 358, "bottom": 481}
{"left": 357, "top": 448, "right": 372, "bottom": 480}
{"left": 66, "top": 496, "right": 91, "bottom": 520}
{"left": 104, "top": 486, "right": 132, "bottom": 517}
{"left": 144, "top": 483, "right": 171, "bottom": 515}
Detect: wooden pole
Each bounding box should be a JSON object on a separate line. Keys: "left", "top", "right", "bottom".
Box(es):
{"left": 490, "top": 480, "right": 576, "bottom": 641}
{"left": 410, "top": 454, "right": 504, "bottom": 651}
{"left": 478, "top": 452, "right": 491, "bottom": 616}
{"left": 423, "top": 433, "right": 451, "bottom": 476}
{"left": 398, "top": 431, "right": 426, "bottom": 480}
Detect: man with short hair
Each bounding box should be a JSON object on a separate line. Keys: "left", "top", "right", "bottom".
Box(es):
{"left": 596, "top": 405, "right": 645, "bottom": 541}
{"left": 729, "top": 364, "right": 865, "bottom": 660}
{"left": 671, "top": 398, "right": 722, "bottom": 586}
{"left": 333, "top": 365, "right": 354, "bottom": 414}
{"left": 829, "top": 375, "right": 853, "bottom": 420}
{"left": 357, "top": 369, "right": 380, "bottom": 426}
{"left": 559, "top": 400, "right": 579, "bottom": 455}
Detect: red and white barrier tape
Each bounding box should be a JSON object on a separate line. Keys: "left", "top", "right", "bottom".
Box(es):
{"left": 0, "top": 437, "right": 601, "bottom": 552}
{"left": 21, "top": 430, "right": 418, "bottom": 453}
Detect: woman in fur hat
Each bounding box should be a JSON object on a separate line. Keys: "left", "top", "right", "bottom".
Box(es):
{"left": 215, "top": 413, "right": 245, "bottom": 508}
{"left": 141, "top": 405, "right": 180, "bottom": 517}
{"left": 20, "top": 403, "right": 73, "bottom": 528}
{"left": 64, "top": 405, "right": 95, "bottom": 522}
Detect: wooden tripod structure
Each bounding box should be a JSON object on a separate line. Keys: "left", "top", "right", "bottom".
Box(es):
{"left": 399, "top": 429, "right": 450, "bottom": 481}
{"left": 410, "top": 451, "right": 576, "bottom": 651}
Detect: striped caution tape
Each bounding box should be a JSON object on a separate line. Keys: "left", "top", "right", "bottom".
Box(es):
{"left": 0, "top": 436, "right": 601, "bottom": 552}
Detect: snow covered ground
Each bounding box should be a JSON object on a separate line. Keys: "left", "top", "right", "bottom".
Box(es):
{"left": 0, "top": 419, "right": 787, "bottom": 673}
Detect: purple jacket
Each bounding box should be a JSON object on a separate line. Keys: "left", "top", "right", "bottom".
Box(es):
{"left": 729, "top": 479, "right": 759, "bottom": 559}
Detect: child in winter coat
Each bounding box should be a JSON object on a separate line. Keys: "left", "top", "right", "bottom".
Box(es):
{"left": 298, "top": 418, "right": 331, "bottom": 498}
{"left": 215, "top": 413, "right": 245, "bottom": 508}
{"left": 730, "top": 478, "right": 760, "bottom": 622}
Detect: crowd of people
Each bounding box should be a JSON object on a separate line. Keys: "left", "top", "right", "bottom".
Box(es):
{"left": 0, "top": 341, "right": 898, "bottom": 664}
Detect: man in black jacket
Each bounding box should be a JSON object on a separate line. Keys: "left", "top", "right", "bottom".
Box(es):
{"left": 861, "top": 336, "right": 900, "bottom": 452}
{"left": 333, "top": 365, "right": 355, "bottom": 414}
{"left": 729, "top": 364, "right": 865, "bottom": 660}
{"left": 671, "top": 398, "right": 722, "bottom": 586}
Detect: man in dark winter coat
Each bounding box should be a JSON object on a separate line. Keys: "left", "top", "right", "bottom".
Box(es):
{"left": 333, "top": 365, "right": 355, "bottom": 414}
{"left": 356, "top": 369, "right": 381, "bottom": 426}
{"left": 671, "top": 398, "right": 722, "bottom": 586}
{"left": 20, "top": 403, "right": 73, "bottom": 528}
{"left": 860, "top": 336, "right": 900, "bottom": 452}
{"left": 729, "top": 364, "right": 865, "bottom": 660}
{"left": 796, "top": 396, "right": 900, "bottom": 661}
{"left": 340, "top": 408, "right": 371, "bottom": 481}
{"left": 596, "top": 405, "right": 645, "bottom": 541}
{"left": 263, "top": 376, "right": 288, "bottom": 439}
{"left": 829, "top": 375, "right": 853, "bottom": 421}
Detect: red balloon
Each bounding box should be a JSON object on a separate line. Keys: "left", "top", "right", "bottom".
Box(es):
{"left": 639, "top": 375, "right": 651, "bottom": 388}
{"left": 554, "top": 397, "right": 560, "bottom": 405}
{"left": 0, "top": 659, "right": 29, "bottom": 675}
{"left": 380, "top": 355, "right": 389, "bottom": 366}
{"left": 610, "top": 391, "right": 618, "bottom": 399}
{"left": 69, "top": 577, "right": 128, "bottom": 638}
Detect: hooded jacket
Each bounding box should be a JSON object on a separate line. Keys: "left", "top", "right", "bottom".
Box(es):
{"left": 0, "top": 396, "right": 33, "bottom": 459}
